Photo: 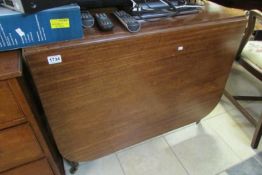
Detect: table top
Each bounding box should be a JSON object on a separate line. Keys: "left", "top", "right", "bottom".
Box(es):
{"left": 23, "top": 1, "right": 246, "bottom": 55}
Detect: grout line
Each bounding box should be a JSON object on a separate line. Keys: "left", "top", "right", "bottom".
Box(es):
{"left": 115, "top": 153, "right": 128, "bottom": 175}
{"left": 205, "top": 122, "right": 262, "bottom": 175}
{"left": 202, "top": 94, "right": 258, "bottom": 123}
{"left": 197, "top": 122, "right": 248, "bottom": 173}
{"left": 216, "top": 154, "right": 262, "bottom": 175}
{"left": 202, "top": 107, "right": 237, "bottom": 122}
{"left": 162, "top": 136, "right": 191, "bottom": 175}
{"left": 202, "top": 120, "right": 246, "bottom": 162}
{"left": 163, "top": 123, "right": 196, "bottom": 137}
{"left": 215, "top": 170, "right": 228, "bottom": 175}
{"left": 208, "top": 101, "right": 261, "bottom": 145}
{"left": 254, "top": 152, "right": 262, "bottom": 166}
{"left": 204, "top": 106, "right": 255, "bottom": 141}
{"left": 215, "top": 172, "right": 224, "bottom": 175}
{"left": 214, "top": 159, "right": 246, "bottom": 175}
{"left": 116, "top": 135, "right": 164, "bottom": 154}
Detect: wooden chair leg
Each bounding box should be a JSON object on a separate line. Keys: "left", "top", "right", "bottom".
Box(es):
{"left": 233, "top": 96, "right": 262, "bottom": 101}
{"left": 224, "top": 90, "right": 262, "bottom": 149}
{"left": 224, "top": 90, "right": 257, "bottom": 126}
{"left": 251, "top": 114, "right": 262, "bottom": 149}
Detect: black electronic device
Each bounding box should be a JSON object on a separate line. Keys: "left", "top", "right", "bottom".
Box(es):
{"left": 76, "top": 0, "right": 132, "bottom": 9}
{"left": 128, "top": 0, "right": 204, "bottom": 19}
{"left": 1, "top": 0, "right": 73, "bottom": 13}
{"left": 1, "top": 0, "right": 133, "bottom": 13}
{"left": 81, "top": 10, "right": 95, "bottom": 28}
{"left": 114, "top": 10, "right": 141, "bottom": 33}
{"left": 95, "top": 13, "right": 114, "bottom": 31}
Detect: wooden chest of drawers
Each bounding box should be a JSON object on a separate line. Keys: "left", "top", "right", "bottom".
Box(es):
{"left": 0, "top": 51, "right": 63, "bottom": 175}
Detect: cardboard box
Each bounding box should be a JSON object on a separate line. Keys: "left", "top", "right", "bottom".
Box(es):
{"left": 0, "top": 4, "right": 83, "bottom": 51}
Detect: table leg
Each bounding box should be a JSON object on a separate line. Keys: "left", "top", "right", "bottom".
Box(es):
{"left": 65, "top": 159, "right": 79, "bottom": 174}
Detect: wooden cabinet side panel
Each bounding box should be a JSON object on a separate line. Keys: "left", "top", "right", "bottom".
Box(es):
{"left": 24, "top": 20, "right": 246, "bottom": 162}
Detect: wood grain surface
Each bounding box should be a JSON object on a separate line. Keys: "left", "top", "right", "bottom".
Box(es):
{"left": 0, "top": 124, "right": 43, "bottom": 172}
{"left": 1, "top": 159, "right": 54, "bottom": 175}
{"left": 0, "top": 51, "right": 21, "bottom": 81}
{"left": 8, "top": 78, "right": 65, "bottom": 175}
{"left": 23, "top": 2, "right": 245, "bottom": 55}
{"left": 23, "top": 2, "right": 247, "bottom": 162}
{"left": 0, "top": 81, "right": 25, "bottom": 130}
{"left": 0, "top": 51, "right": 64, "bottom": 175}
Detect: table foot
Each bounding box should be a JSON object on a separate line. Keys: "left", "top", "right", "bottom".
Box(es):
{"left": 65, "top": 159, "right": 79, "bottom": 174}
{"left": 196, "top": 120, "right": 201, "bottom": 124}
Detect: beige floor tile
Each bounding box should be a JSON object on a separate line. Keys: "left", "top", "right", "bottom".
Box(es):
{"left": 163, "top": 122, "right": 197, "bottom": 137}
{"left": 226, "top": 63, "right": 262, "bottom": 97}
{"left": 64, "top": 154, "right": 124, "bottom": 175}
{"left": 117, "top": 137, "right": 188, "bottom": 175}
{"left": 206, "top": 61, "right": 262, "bottom": 121}
{"left": 217, "top": 172, "right": 229, "bottom": 175}
{"left": 255, "top": 152, "right": 262, "bottom": 165}
{"left": 244, "top": 101, "right": 262, "bottom": 121}
{"left": 203, "top": 95, "right": 252, "bottom": 121}
{"left": 165, "top": 124, "right": 240, "bottom": 175}
{"left": 215, "top": 61, "right": 262, "bottom": 154}
{"left": 204, "top": 95, "right": 236, "bottom": 120}
{"left": 203, "top": 109, "right": 258, "bottom": 160}
{"left": 217, "top": 108, "right": 262, "bottom": 151}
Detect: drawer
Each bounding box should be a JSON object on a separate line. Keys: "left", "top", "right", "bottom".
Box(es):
{"left": 1, "top": 159, "right": 54, "bottom": 175}
{"left": 0, "top": 124, "right": 43, "bottom": 172}
{"left": 0, "top": 81, "right": 25, "bottom": 129}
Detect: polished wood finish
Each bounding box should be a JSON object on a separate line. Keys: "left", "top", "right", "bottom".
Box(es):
{"left": 0, "top": 124, "right": 43, "bottom": 172}
{"left": 23, "top": 2, "right": 247, "bottom": 162}
{"left": 0, "top": 51, "right": 24, "bottom": 130}
{"left": 1, "top": 159, "right": 54, "bottom": 175}
{"left": 0, "top": 51, "right": 63, "bottom": 175}
{"left": 23, "top": 2, "right": 245, "bottom": 55}
{"left": 0, "top": 81, "right": 25, "bottom": 130}
{"left": 0, "top": 51, "right": 21, "bottom": 81}
{"left": 8, "top": 78, "right": 64, "bottom": 175}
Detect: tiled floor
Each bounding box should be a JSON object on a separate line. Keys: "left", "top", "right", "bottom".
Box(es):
{"left": 64, "top": 62, "right": 262, "bottom": 175}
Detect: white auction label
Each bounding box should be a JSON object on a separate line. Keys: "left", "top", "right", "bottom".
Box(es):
{"left": 47, "top": 55, "right": 62, "bottom": 65}
{"left": 178, "top": 46, "right": 184, "bottom": 51}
